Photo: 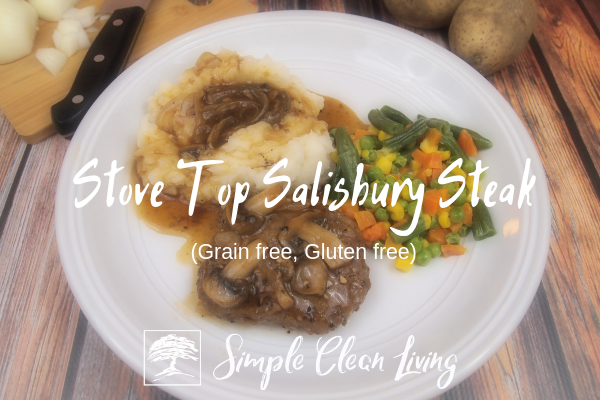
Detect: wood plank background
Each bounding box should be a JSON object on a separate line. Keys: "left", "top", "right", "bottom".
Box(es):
{"left": 1, "top": 0, "right": 599, "bottom": 399}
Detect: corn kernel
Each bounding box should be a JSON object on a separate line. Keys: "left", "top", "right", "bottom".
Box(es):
{"left": 375, "top": 157, "right": 393, "bottom": 175}
{"left": 394, "top": 254, "right": 414, "bottom": 272}
{"left": 420, "top": 138, "right": 438, "bottom": 154}
{"left": 330, "top": 150, "right": 339, "bottom": 164}
{"left": 439, "top": 211, "right": 451, "bottom": 228}
{"left": 382, "top": 221, "right": 391, "bottom": 231}
{"left": 378, "top": 131, "right": 392, "bottom": 141}
{"left": 410, "top": 159, "right": 421, "bottom": 171}
{"left": 362, "top": 150, "right": 370, "bottom": 159}
{"left": 467, "top": 194, "right": 472, "bottom": 202}
{"left": 452, "top": 167, "right": 466, "bottom": 178}
{"left": 368, "top": 124, "right": 379, "bottom": 134}
{"left": 437, "top": 150, "right": 451, "bottom": 161}
{"left": 423, "top": 214, "right": 431, "bottom": 229}
{"left": 425, "top": 168, "right": 432, "bottom": 177}
{"left": 466, "top": 175, "right": 475, "bottom": 190}
{"left": 385, "top": 153, "right": 397, "bottom": 162}
{"left": 422, "top": 239, "right": 429, "bottom": 249}
{"left": 353, "top": 140, "right": 361, "bottom": 154}
{"left": 386, "top": 203, "right": 405, "bottom": 221}
{"left": 402, "top": 185, "right": 411, "bottom": 201}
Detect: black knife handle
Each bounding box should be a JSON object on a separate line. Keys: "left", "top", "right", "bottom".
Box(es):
{"left": 51, "top": 7, "right": 145, "bottom": 138}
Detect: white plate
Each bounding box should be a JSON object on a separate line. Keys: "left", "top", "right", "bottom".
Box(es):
{"left": 55, "top": 11, "right": 551, "bottom": 400}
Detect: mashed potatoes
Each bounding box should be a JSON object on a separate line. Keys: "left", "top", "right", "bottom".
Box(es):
{"left": 134, "top": 50, "right": 334, "bottom": 203}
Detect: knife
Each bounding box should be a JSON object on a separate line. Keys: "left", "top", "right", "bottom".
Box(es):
{"left": 51, "top": 0, "right": 151, "bottom": 138}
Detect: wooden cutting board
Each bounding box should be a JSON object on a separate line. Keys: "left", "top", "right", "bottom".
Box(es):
{"left": 0, "top": 0, "right": 257, "bottom": 144}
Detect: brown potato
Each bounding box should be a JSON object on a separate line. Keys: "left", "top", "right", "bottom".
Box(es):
{"left": 383, "top": 0, "right": 464, "bottom": 29}
{"left": 449, "top": 0, "right": 537, "bottom": 75}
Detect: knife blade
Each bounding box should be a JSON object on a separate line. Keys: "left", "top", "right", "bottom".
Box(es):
{"left": 51, "top": 0, "right": 151, "bottom": 138}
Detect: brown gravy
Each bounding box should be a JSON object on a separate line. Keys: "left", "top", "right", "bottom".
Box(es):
{"left": 319, "top": 96, "right": 367, "bottom": 135}
{"left": 134, "top": 96, "right": 363, "bottom": 314}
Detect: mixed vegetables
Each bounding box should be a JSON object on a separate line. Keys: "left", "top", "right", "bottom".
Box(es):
{"left": 328, "top": 106, "right": 496, "bottom": 272}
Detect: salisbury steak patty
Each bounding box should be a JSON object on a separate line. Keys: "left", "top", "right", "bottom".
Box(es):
{"left": 196, "top": 199, "right": 370, "bottom": 334}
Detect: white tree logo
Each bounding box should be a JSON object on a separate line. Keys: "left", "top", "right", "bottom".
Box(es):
{"left": 147, "top": 334, "right": 199, "bottom": 381}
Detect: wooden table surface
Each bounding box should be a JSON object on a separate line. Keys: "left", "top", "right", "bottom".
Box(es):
{"left": 1, "top": 0, "right": 599, "bottom": 399}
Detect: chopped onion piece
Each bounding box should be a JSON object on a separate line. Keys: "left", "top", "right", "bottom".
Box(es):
{"left": 53, "top": 30, "right": 79, "bottom": 57}
{"left": 77, "top": 29, "right": 89, "bottom": 49}
{"left": 53, "top": 18, "right": 89, "bottom": 56}
{"left": 56, "top": 18, "right": 81, "bottom": 33}
{"left": 84, "top": 26, "right": 98, "bottom": 33}
{"left": 36, "top": 47, "right": 67, "bottom": 76}
{"left": 62, "top": 5, "right": 95, "bottom": 28}
{"left": 0, "top": 0, "right": 39, "bottom": 64}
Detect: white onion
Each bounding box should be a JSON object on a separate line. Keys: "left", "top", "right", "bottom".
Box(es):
{"left": 62, "top": 5, "right": 95, "bottom": 28}
{"left": 53, "top": 18, "right": 88, "bottom": 56}
{"left": 29, "top": 0, "right": 79, "bottom": 22}
{"left": 0, "top": 0, "right": 38, "bottom": 64}
{"left": 35, "top": 47, "right": 67, "bottom": 75}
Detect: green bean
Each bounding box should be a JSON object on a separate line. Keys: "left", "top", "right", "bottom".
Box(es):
{"left": 389, "top": 216, "right": 427, "bottom": 244}
{"left": 446, "top": 232, "right": 461, "bottom": 245}
{"left": 393, "top": 155, "right": 407, "bottom": 167}
{"left": 439, "top": 134, "right": 469, "bottom": 164}
{"left": 362, "top": 149, "right": 377, "bottom": 164}
{"left": 458, "top": 224, "right": 469, "bottom": 237}
{"left": 382, "top": 118, "right": 429, "bottom": 151}
{"left": 381, "top": 105, "right": 413, "bottom": 126}
{"left": 368, "top": 109, "right": 404, "bottom": 135}
{"left": 450, "top": 124, "right": 493, "bottom": 149}
{"left": 472, "top": 202, "right": 497, "bottom": 240}
{"left": 335, "top": 127, "right": 363, "bottom": 193}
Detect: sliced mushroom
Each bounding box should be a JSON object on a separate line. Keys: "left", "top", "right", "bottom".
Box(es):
{"left": 222, "top": 239, "right": 266, "bottom": 280}
{"left": 263, "top": 91, "right": 291, "bottom": 125}
{"left": 225, "top": 201, "right": 265, "bottom": 236}
{"left": 291, "top": 257, "right": 328, "bottom": 295}
{"left": 207, "top": 115, "right": 237, "bottom": 149}
{"left": 285, "top": 213, "right": 350, "bottom": 269}
{"left": 202, "top": 269, "right": 248, "bottom": 308}
{"left": 278, "top": 227, "right": 306, "bottom": 256}
{"left": 274, "top": 256, "right": 295, "bottom": 282}
{"left": 244, "top": 183, "right": 284, "bottom": 216}
{"left": 275, "top": 285, "right": 295, "bottom": 309}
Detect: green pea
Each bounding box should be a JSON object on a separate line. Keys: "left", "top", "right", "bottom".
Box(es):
{"left": 415, "top": 249, "right": 432, "bottom": 266}
{"left": 428, "top": 242, "right": 442, "bottom": 258}
{"left": 430, "top": 178, "right": 439, "bottom": 189}
{"left": 390, "top": 164, "right": 399, "bottom": 174}
{"left": 430, "top": 215, "right": 439, "bottom": 230}
{"left": 372, "top": 136, "right": 383, "bottom": 150}
{"left": 363, "top": 196, "right": 377, "bottom": 210}
{"left": 367, "top": 167, "right": 384, "bottom": 182}
{"left": 397, "top": 199, "right": 409, "bottom": 210}
{"left": 364, "top": 150, "right": 377, "bottom": 164}
{"left": 359, "top": 135, "right": 375, "bottom": 151}
{"left": 452, "top": 189, "right": 467, "bottom": 207}
{"left": 407, "top": 200, "right": 419, "bottom": 216}
{"left": 374, "top": 207, "right": 389, "bottom": 222}
{"left": 463, "top": 159, "right": 476, "bottom": 174}
{"left": 393, "top": 155, "right": 407, "bottom": 167}
{"left": 407, "top": 236, "right": 423, "bottom": 254}
{"left": 446, "top": 232, "right": 461, "bottom": 245}
{"left": 449, "top": 207, "right": 465, "bottom": 223}
{"left": 458, "top": 224, "right": 469, "bottom": 237}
